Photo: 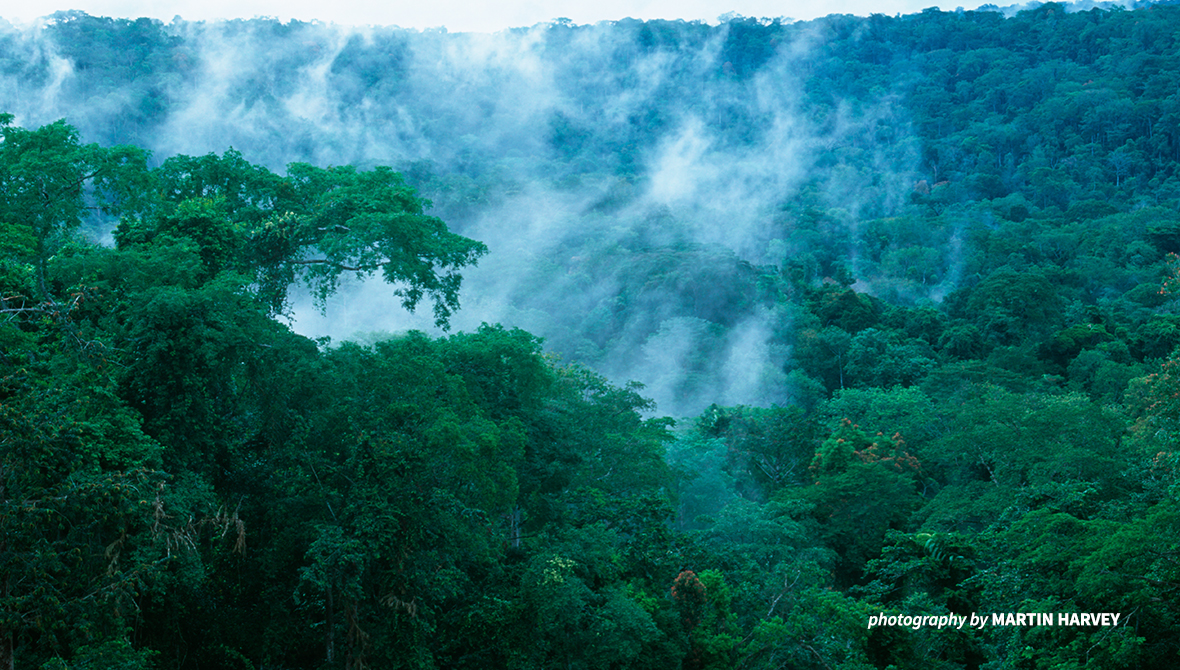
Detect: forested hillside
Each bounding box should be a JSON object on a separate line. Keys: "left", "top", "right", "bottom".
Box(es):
{"left": 3, "top": 3, "right": 1180, "bottom": 669}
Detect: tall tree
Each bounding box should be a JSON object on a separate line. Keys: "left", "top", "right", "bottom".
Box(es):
{"left": 0, "top": 114, "right": 147, "bottom": 302}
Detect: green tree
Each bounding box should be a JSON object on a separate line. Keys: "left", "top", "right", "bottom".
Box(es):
{"left": 798, "top": 420, "right": 922, "bottom": 585}
{"left": 696, "top": 404, "right": 819, "bottom": 500}
{"left": 0, "top": 399, "right": 161, "bottom": 670}
{"left": 0, "top": 114, "right": 147, "bottom": 302}
{"left": 961, "top": 269, "right": 1062, "bottom": 346}
{"left": 118, "top": 153, "right": 488, "bottom": 325}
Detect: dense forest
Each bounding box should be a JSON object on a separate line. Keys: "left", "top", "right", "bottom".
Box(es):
{"left": 4, "top": 3, "right": 1180, "bottom": 669}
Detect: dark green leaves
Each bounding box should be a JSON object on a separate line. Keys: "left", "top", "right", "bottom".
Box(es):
{"left": 285, "top": 164, "right": 487, "bottom": 327}
{"left": 0, "top": 114, "right": 148, "bottom": 300}
{"left": 114, "top": 152, "right": 487, "bottom": 326}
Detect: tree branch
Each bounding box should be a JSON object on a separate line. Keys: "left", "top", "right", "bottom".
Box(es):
{"left": 288, "top": 259, "right": 381, "bottom": 273}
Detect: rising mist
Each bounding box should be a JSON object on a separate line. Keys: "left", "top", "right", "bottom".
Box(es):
{"left": 0, "top": 12, "right": 925, "bottom": 415}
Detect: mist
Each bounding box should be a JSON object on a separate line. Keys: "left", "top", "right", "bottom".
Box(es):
{"left": 0, "top": 12, "right": 923, "bottom": 416}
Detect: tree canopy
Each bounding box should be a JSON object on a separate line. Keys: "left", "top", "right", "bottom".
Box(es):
{"left": 5, "top": 4, "right": 1180, "bottom": 668}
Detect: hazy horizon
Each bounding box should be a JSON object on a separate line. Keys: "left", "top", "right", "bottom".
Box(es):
{"left": 8, "top": 0, "right": 1016, "bottom": 33}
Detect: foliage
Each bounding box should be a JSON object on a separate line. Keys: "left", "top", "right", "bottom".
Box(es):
{"left": 9, "top": 4, "right": 1180, "bottom": 665}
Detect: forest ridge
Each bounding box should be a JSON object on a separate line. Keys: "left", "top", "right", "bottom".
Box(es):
{"left": 3, "top": 4, "right": 1180, "bottom": 670}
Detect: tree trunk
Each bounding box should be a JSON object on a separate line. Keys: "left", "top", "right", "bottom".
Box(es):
{"left": 34, "top": 238, "right": 50, "bottom": 303}
{"left": 0, "top": 628, "right": 12, "bottom": 670}
{"left": 508, "top": 507, "right": 523, "bottom": 549}
{"left": 1, "top": 569, "right": 11, "bottom": 670}
{"left": 327, "top": 582, "right": 335, "bottom": 664}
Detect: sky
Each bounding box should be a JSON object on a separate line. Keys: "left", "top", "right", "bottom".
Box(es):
{"left": 5, "top": 0, "right": 991, "bottom": 32}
